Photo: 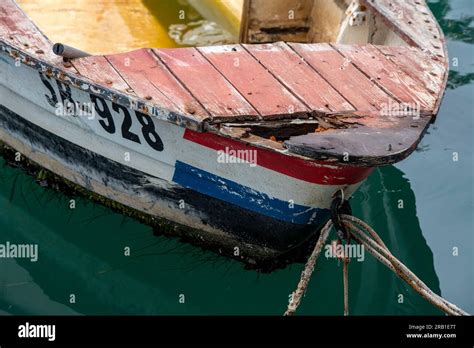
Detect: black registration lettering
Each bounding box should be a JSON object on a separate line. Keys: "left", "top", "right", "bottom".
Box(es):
{"left": 87, "top": 94, "right": 164, "bottom": 152}
{"left": 39, "top": 73, "right": 58, "bottom": 107}
{"left": 113, "top": 103, "right": 141, "bottom": 144}
{"left": 135, "top": 111, "right": 164, "bottom": 152}
{"left": 90, "top": 94, "right": 115, "bottom": 134}
{"left": 56, "top": 80, "right": 75, "bottom": 113}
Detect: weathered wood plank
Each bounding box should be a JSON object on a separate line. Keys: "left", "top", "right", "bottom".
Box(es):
{"left": 198, "top": 44, "right": 309, "bottom": 119}
{"left": 106, "top": 49, "right": 208, "bottom": 120}
{"left": 72, "top": 56, "right": 131, "bottom": 92}
{"left": 0, "top": 0, "right": 76, "bottom": 72}
{"left": 376, "top": 45, "right": 447, "bottom": 115}
{"left": 360, "top": 0, "right": 447, "bottom": 58}
{"left": 244, "top": 42, "right": 354, "bottom": 113}
{"left": 376, "top": 45, "right": 446, "bottom": 97}
{"left": 153, "top": 47, "right": 259, "bottom": 121}
{"left": 289, "top": 42, "right": 394, "bottom": 111}
{"left": 332, "top": 44, "right": 437, "bottom": 110}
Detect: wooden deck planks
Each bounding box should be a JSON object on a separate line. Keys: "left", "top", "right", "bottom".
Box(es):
{"left": 288, "top": 43, "right": 394, "bottom": 111}
{"left": 106, "top": 49, "right": 208, "bottom": 120}
{"left": 153, "top": 47, "right": 259, "bottom": 121}
{"left": 333, "top": 44, "right": 437, "bottom": 110}
{"left": 72, "top": 56, "right": 131, "bottom": 92}
{"left": 376, "top": 45, "right": 446, "bottom": 97}
{"left": 71, "top": 42, "right": 445, "bottom": 126}
{"left": 198, "top": 44, "right": 310, "bottom": 119}
{"left": 243, "top": 42, "right": 355, "bottom": 113}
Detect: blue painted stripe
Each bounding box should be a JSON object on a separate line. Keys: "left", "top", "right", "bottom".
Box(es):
{"left": 172, "top": 161, "right": 330, "bottom": 225}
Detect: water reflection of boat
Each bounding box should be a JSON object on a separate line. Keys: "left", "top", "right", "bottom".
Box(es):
{"left": 0, "top": 160, "right": 441, "bottom": 314}
{"left": 351, "top": 165, "right": 442, "bottom": 315}
{"left": 0, "top": 0, "right": 448, "bottom": 264}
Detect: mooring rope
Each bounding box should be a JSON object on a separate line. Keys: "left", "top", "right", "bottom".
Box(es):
{"left": 342, "top": 255, "right": 349, "bottom": 316}
{"left": 284, "top": 215, "right": 470, "bottom": 316}
{"left": 284, "top": 220, "right": 333, "bottom": 316}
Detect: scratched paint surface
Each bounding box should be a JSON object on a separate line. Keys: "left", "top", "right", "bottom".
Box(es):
{"left": 16, "top": 0, "right": 239, "bottom": 54}
{"left": 0, "top": 0, "right": 472, "bottom": 315}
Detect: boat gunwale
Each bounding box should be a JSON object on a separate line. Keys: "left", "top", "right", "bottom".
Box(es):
{"left": 359, "top": 0, "right": 449, "bottom": 115}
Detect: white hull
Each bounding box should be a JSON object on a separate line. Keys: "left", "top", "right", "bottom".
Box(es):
{"left": 0, "top": 53, "right": 368, "bottom": 262}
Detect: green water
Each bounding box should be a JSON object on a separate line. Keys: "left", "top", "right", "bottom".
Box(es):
{"left": 0, "top": 0, "right": 472, "bottom": 315}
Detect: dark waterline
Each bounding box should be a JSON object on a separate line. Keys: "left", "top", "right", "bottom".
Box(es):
{"left": 0, "top": 0, "right": 472, "bottom": 315}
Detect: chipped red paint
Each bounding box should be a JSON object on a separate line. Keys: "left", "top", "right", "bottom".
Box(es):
{"left": 243, "top": 42, "right": 354, "bottom": 113}
{"left": 198, "top": 44, "right": 309, "bottom": 119}
{"left": 332, "top": 44, "right": 437, "bottom": 109}
{"left": 183, "top": 129, "right": 373, "bottom": 185}
{"left": 153, "top": 47, "right": 259, "bottom": 121}
{"left": 288, "top": 42, "right": 395, "bottom": 111}
{"left": 73, "top": 55, "right": 131, "bottom": 92}
{"left": 106, "top": 49, "right": 209, "bottom": 119}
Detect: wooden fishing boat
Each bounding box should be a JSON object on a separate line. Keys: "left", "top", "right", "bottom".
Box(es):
{"left": 0, "top": 0, "right": 447, "bottom": 265}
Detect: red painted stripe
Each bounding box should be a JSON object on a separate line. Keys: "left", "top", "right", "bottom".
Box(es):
{"left": 183, "top": 130, "right": 373, "bottom": 185}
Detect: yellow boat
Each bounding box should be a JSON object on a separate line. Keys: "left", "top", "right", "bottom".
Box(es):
{"left": 17, "top": 0, "right": 244, "bottom": 53}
